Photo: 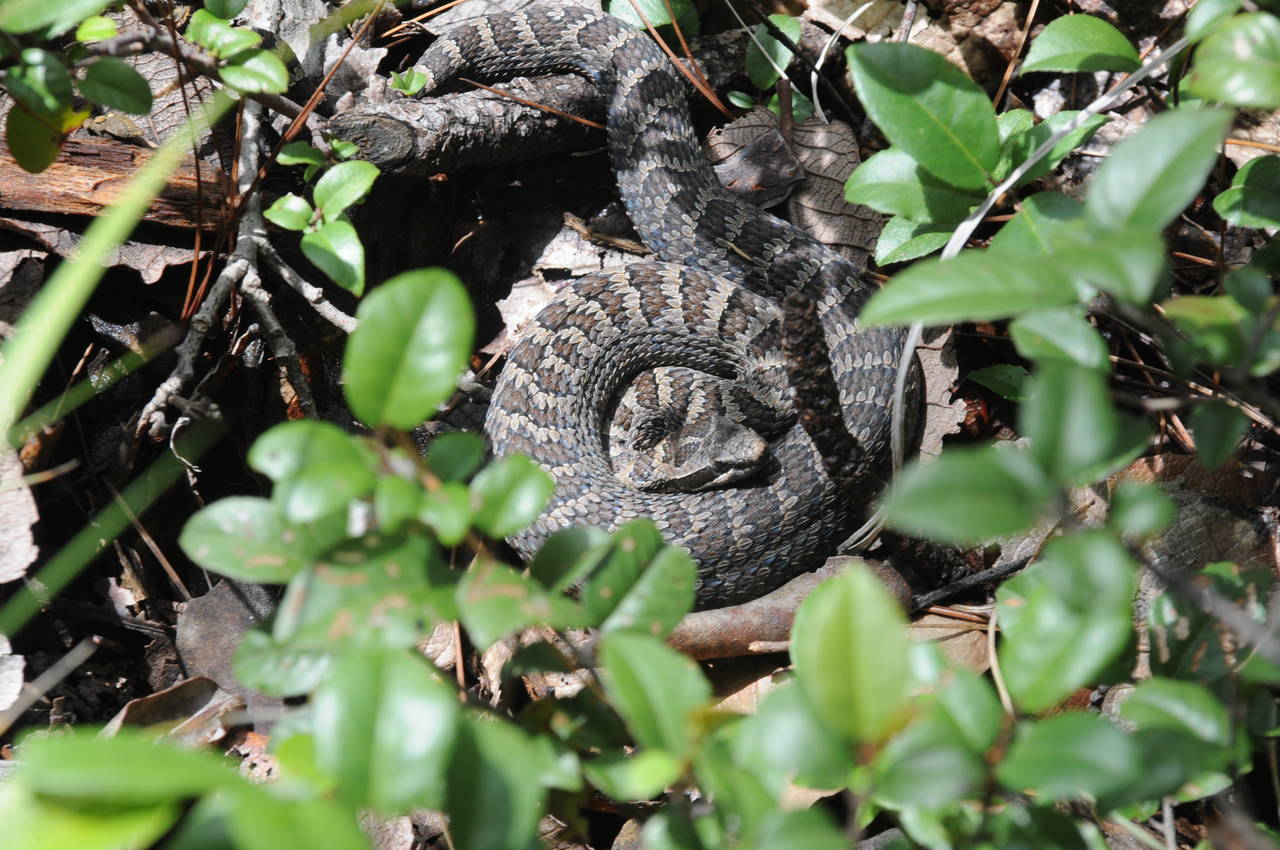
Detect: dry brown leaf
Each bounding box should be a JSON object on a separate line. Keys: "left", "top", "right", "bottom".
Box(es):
{"left": 101, "top": 676, "right": 243, "bottom": 746}
{"left": 787, "top": 117, "right": 881, "bottom": 266}
{"left": 0, "top": 452, "right": 37, "bottom": 584}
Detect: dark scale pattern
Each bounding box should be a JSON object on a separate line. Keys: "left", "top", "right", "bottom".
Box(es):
{"left": 419, "top": 6, "right": 913, "bottom": 606}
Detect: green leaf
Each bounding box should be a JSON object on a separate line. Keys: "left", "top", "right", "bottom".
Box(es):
{"left": 1149, "top": 562, "right": 1272, "bottom": 683}
{"left": 845, "top": 147, "right": 982, "bottom": 221}
{"left": 313, "top": 160, "right": 380, "bottom": 221}
{"left": 274, "top": 533, "right": 448, "bottom": 650}
{"left": 264, "top": 193, "right": 314, "bottom": 231}
{"left": 445, "top": 713, "right": 549, "bottom": 850}
{"left": 752, "top": 808, "right": 849, "bottom": 850}
{"left": 1020, "top": 14, "right": 1139, "bottom": 73}
{"left": 1020, "top": 362, "right": 1128, "bottom": 482}
{"left": 278, "top": 141, "right": 326, "bottom": 167}
{"left": 1190, "top": 401, "right": 1249, "bottom": 469}
{"left": 873, "top": 713, "right": 985, "bottom": 808}
{"left": 1085, "top": 108, "right": 1232, "bottom": 232}
{"left": 0, "top": 0, "right": 111, "bottom": 34}
{"left": 75, "top": 15, "right": 117, "bottom": 41}
{"left": 205, "top": 0, "right": 249, "bottom": 18}
{"left": 185, "top": 9, "right": 261, "bottom": 58}
{"left": 1047, "top": 226, "right": 1167, "bottom": 304}
{"left": 1161, "top": 294, "right": 1251, "bottom": 367}
{"left": 469, "top": 453, "right": 555, "bottom": 539}
{"left": 996, "top": 531, "right": 1136, "bottom": 713}
{"left": 224, "top": 789, "right": 370, "bottom": 850}
{"left": 249, "top": 419, "right": 377, "bottom": 523}
{"left": 746, "top": 14, "right": 802, "bottom": 90}
{"left": 862, "top": 249, "right": 1076, "bottom": 326}
{"left": 1121, "top": 677, "right": 1232, "bottom": 747}
{"left": 1186, "top": 0, "right": 1242, "bottom": 43}
{"left": 417, "top": 481, "right": 472, "bottom": 546}
{"left": 427, "top": 431, "right": 487, "bottom": 481}
{"left": 938, "top": 668, "right": 1004, "bottom": 753}
{"left": 994, "top": 108, "right": 1036, "bottom": 179}
{"left": 1001, "top": 111, "right": 1109, "bottom": 186}
{"left": 874, "top": 216, "right": 953, "bottom": 264}
{"left": 5, "top": 100, "right": 65, "bottom": 173}
{"left": 78, "top": 58, "right": 152, "bottom": 114}
{"left": 988, "top": 191, "right": 1084, "bottom": 255}
{"left": 998, "top": 712, "right": 1140, "bottom": 800}
{"left": 606, "top": 0, "right": 699, "bottom": 35}
{"left": 1188, "top": 13, "right": 1280, "bottom": 108}
{"left": 390, "top": 67, "right": 429, "bottom": 95}
{"left": 598, "top": 544, "right": 696, "bottom": 637}
{"left": 967, "top": 363, "right": 1030, "bottom": 402}
{"left": 1010, "top": 307, "right": 1108, "bottom": 370}
{"left": 0, "top": 783, "right": 177, "bottom": 850}
{"left": 232, "top": 629, "right": 333, "bottom": 697}
{"left": 312, "top": 650, "right": 459, "bottom": 812}
{"left": 179, "top": 496, "right": 344, "bottom": 582}
{"left": 598, "top": 630, "right": 711, "bottom": 752}
{"left": 579, "top": 520, "right": 674, "bottom": 623}
{"left": 528, "top": 525, "right": 612, "bottom": 592}
{"left": 8, "top": 48, "right": 73, "bottom": 119}
{"left": 846, "top": 42, "right": 1000, "bottom": 191}
{"left": 20, "top": 729, "right": 241, "bottom": 802}
{"left": 731, "top": 681, "right": 851, "bottom": 792}
{"left": 790, "top": 566, "right": 910, "bottom": 744}
{"left": 1108, "top": 480, "right": 1176, "bottom": 539}
{"left": 883, "top": 444, "right": 1053, "bottom": 543}
{"left": 1214, "top": 155, "right": 1280, "bottom": 228}
{"left": 343, "top": 268, "right": 475, "bottom": 429}
{"left": 455, "top": 558, "right": 586, "bottom": 649}
{"left": 376, "top": 475, "right": 420, "bottom": 536}
{"left": 301, "top": 219, "right": 365, "bottom": 295}
{"left": 583, "top": 749, "right": 682, "bottom": 801}
{"left": 220, "top": 48, "right": 289, "bottom": 94}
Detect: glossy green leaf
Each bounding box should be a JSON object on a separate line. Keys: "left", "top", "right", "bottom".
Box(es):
{"left": 455, "top": 558, "right": 586, "bottom": 649}
{"left": 1010, "top": 307, "right": 1108, "bottom": 370}
{"left": 967, "top": 363, "right": 1030, "bottom": 402}
{"left": 598, "top": 544, "right": 696, "bottom": 637}
{"left": 583, "top": 749, "right": 682, "bottom": 801}
{"left": 1122, "top": 677, "right": 1232, "bottom": 747}
{"left": 417, "top": 481, "right": 472, "bottom": 546}
{"left": 874, "top": 216, "right": 953, "bottom": 264}
{"left": 5, "top": 100, "right": 65, "bottom": 173}
{"left": 993, "top": 108, "right": 1036, "bottom": 179}
{"left": 205, "top": 0, "right": 249, "bottom": 18}
{"left": 1047, "top": 226, "right": 1167, "bottom": 304}
{"left": 301, "top": 219, "right": 365, "bottom": 295}
{"left": 220, "top": 48, "right": 290, "bottom": 94}
{"left": 746, "top": 14, "right": 801, "bottom": 90}
{"left": 445, "top": 713, "right": 549, "bottom": 850}
{"left": 751, "top": 808, "right": 849, "bottom": 850}
{"left": 374, "top": 473, "right": 421, "bottom": 533}
{"left": 691, "top": 734, "right": 774, "bottom": 834}
{"left": 1020, "top": 363, "right": 1124, "bottom": 482}
{"left": 75, "top": 15, "right": 117, "bottom": 41}
{"left": 580, "top": 520, "right": 689, "bottom": 628}
{"left": 847, "top": 42, "right": 1000, "bottom": 191}
{"left": 988, "top": 192, "right": 1084, "bottom": 255}
{"left": 185, "top": 9, "right": 261, "bottom": 58}
{"left": 1000, "top": 111, "right": 1109, "bottom": 185}
{"left": 1149, "top": 562, "right": 1272, "bottom": 683}
{"left": 1162, "top": 294, "right": 1251, "bottom": 367}
{"left": 732, "top": 680, "right": 851, "bottom": 792}
{"left": 8, "top": 48, "right": 72, "bottom": 119}
{"left": 249, "top": 419, "right": 376, "bottom": 523}
{"left": 883, "top": 444, "right": 1053, "bottom": 543}
{"left": 264, "top": 193, "right": 314, "bottom": 231}
{"left": 998, "top": 712, "right": 1140, "bottom": 799}
{"left": 232, "top": 629, "right": 333, "bottom": 697}
{"left": 1214, "top": 155, "right": 1280, "bottom": 228}
{"left": 470, "top": 453, "right": 554, "bottom": 539}
{"left": 606, "top": 0, "right": 698, "bottom": 35}
{"left": 1190, "top": 400, "right": 1249, "bottom": 468}
{"left": 273, "top": 533, "right": 446, "bottom": 650}
{"left": 790, "top": 566, "right": 910, "bottom": 744}
{"left": 278, "top": 141, "right": 326, "bottom": 167}
{"left": 873, "top": 713, "right": 985, "bottom": 808}
{"left": 20, "top": 729, "right": 240, "bottom": 802}
{"left": 426, "top": 431, "right": 486, "bottom": 481}
{"left": 598, "top": 630, "right": 711, "bottom": 752}
{"left": 1085, "top": 108, "right": 1232, "bottom": 232}
{"left": 845, "top": 147, "right": 982, "bottom": 221}
{"left": 224, "top": 789, "right": 369, "bottom": 850}
{"left": 1187, "top": 0, "right": 1242, "bottom": 43}
{"left": 1226, "top": 264, "right": 1273, "bottom": 314}
{"left": 0, "top": 784, "right": 177, "bottom": 850}
{"left": 343, "top": 268, "right": 475, "bottom": 428}
{"left": 77, "top": 58, "right": 152, "bottom": 114}
{"left": 1189, "top": 13, "right": 1280, "bottom": 108}
{"left": 390, "top": 67, "right": 429, "bottom": 95}
{"left": 528, "top": 525, "right": 612, "bottom": 592}
{"left": 313, "top": 650, "right": 459, "bottom": 812}
{"left": 863, "top": 249, "right": 1077, "bottom": 326}
{"left": 313, "top": 160, "right": 380, "bottom": 221}
{"left": 1020, "top": 14, "right": 1139, "bottom": 73}
{"left": 179, "top": 496, "right": 344, "bottom": 582}
{"left": 997, "top": 531, "right": 1136, "bottom": 713}
{"left": 937, "top": 668, "right": 1004, "bottom": 753}
{"left": 0, "top": 0, "right": 111, "bottom": 34}
{"left": 1108, "top": 480, "right": 1176, "bottom": 538}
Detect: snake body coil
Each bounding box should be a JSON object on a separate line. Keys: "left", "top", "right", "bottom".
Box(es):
{"left": 419, "top": 5, "right": 909, "bottom": 606}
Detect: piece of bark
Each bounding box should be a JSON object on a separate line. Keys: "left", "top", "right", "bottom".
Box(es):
{"left": 0, "top": 135, "right": 229, "bottom": 230}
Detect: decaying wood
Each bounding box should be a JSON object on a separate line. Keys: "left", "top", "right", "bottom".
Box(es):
{"left": 0, "top": 135, "right": 229, "bottom": 230}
